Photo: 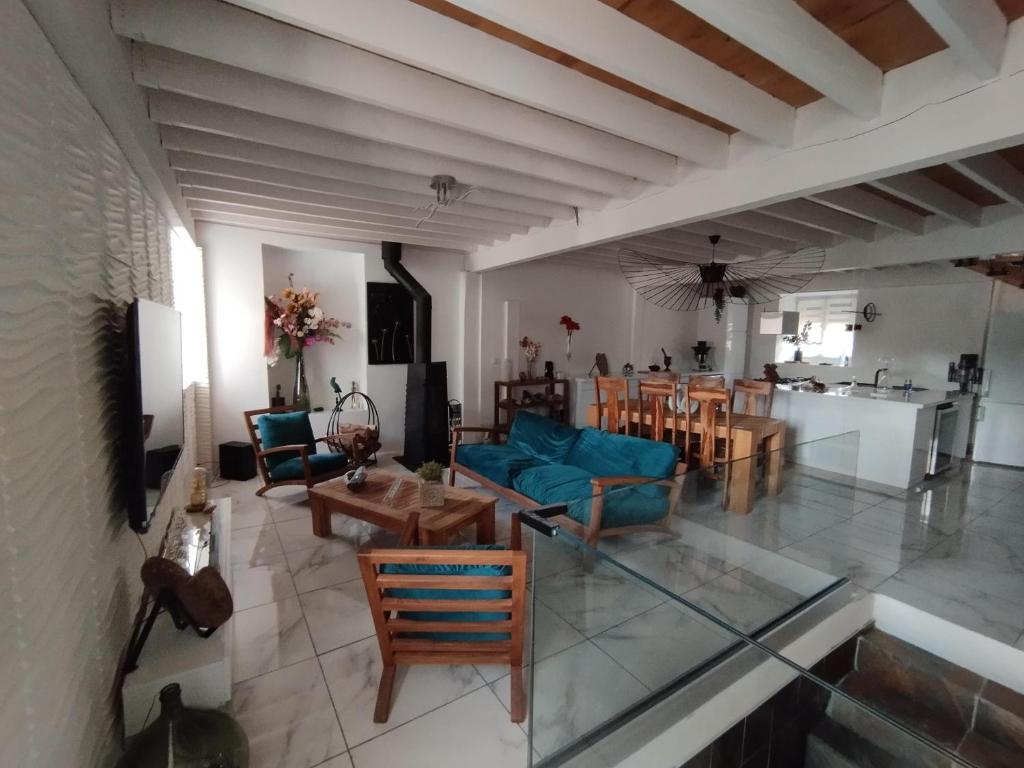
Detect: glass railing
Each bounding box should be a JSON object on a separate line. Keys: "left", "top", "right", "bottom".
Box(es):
{"left": 516, "top": 430, "right": 978, "bottom": 767}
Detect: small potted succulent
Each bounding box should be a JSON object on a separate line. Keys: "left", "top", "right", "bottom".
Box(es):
{"left": 416, "top": 461, "right": 446, "bottom": 507}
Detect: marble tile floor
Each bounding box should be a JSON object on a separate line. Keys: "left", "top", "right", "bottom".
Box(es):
{"left": 214, "top": 457, "right": 1024, "bottom": 767}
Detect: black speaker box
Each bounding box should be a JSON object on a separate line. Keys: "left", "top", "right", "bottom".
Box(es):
{"left": 220, "top": 440, "right": 257, "bottom": 481}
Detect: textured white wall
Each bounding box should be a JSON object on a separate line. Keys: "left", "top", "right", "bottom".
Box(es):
{"left": 0, "top": 4, "right": 193, "bottom": 765}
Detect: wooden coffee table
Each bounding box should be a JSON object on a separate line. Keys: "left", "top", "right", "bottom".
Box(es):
{"left": 308, "top": 470, "right": 496, "bottom": 545}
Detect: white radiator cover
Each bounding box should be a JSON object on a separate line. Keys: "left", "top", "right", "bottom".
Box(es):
{"left": 0, "top": 2, "right": 195, "bottom": 765}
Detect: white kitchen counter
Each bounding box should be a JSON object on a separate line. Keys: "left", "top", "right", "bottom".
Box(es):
{"left": 772, "top": 386, "right": 973, "bottom": 490}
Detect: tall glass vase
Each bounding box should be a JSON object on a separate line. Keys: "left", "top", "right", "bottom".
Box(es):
{"left": 565, "top": 335, "right": 573, "bottom": 365}
{"left": 293, "top": 348, "right": 310, "bottom": 411}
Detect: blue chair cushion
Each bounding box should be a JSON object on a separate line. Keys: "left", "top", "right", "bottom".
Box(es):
{"left": 512, "top": 463, "right": 671, "bottom": 530}
{"left": 507, "top": 410, "right": 580, "bottom": 465}
{"left": 455, "top": 443, "right": 539, "bottom": 487}
{"left": 258, "top": 411, "right": 316, "bottom": 472}
{"left": 268, "top": 451, "right": 348, "bottom": 482}
{"left": 380, "top": 545, "right": 511, "bottom": 641}
{"left": 566, "top": 427, "right": 679, "bottom": 479}
{"left": 512, "top": 463, "right": 595, "bottom": 504}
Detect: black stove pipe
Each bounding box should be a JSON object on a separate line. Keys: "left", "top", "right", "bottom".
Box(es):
{"left": 381, "top": 241, "right": 430, "bottom": 363}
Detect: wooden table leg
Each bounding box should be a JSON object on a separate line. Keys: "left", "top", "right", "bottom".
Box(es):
{"left": 419, "top": 527, "right": 445, "bottom": 546}
{"left": 477, "top": 503, "right": 496, "bottom": 544}
{"left": 727, "top": 428, "right": 757, "bottom": 515}
{"left": 311, "top": 495, "right": 331, "bottom": 537}
{"left": 765, "top": 428, "right": 785, "bottom": 496}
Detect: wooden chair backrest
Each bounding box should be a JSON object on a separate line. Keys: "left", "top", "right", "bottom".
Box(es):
{"left": 243, "top": 404, "right": 304, "bottom": 481}
{"left": 358, "top": 515, "right": 528, "bottom": 670}
{"left": 638, "top": 378, "right": 679, "bottom": 445}
{"left": 733, "top": 379, "right": 775, "bottom": 417}
{"left": 594, "top": 376, "right": 633, "bottom": 434}
{"left": 684, "top": 388, "right": 732, "bottom": 468}
{"left": 688, "top": 374, "right": 725, "bottom": 391}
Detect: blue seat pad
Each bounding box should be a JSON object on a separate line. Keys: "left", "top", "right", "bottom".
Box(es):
{"left": 380, "top": 545, "right": 512, "bottom": 642}
{"left": 269, "top": 451, "right": 348, "bottom": 481}
{"left": 455, "top": 443, "right": 538, "bottom": 487}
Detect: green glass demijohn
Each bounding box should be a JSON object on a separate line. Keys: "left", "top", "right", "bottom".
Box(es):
{"left": 116, "top": 684, "right": 249, "bottom": 768}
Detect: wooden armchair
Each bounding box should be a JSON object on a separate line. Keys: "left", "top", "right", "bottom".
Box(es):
{"left": 243, "top": 405, "right": 352, "bottom": 496}
{"left": 358, "top": 512, "right": 529, "bottom": 722}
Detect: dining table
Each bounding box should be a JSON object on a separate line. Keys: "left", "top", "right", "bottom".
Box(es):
{"left": 585, "top": 400, "right": 785, "bottom": 515}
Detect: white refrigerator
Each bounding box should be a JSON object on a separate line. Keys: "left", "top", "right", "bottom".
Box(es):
{"left": 973, "top": 281, "right": 1024, "bottom": 467}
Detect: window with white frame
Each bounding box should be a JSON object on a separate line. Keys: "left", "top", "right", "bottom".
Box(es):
{"left": 775, "top": 290, "right": 857, "bottom": 364}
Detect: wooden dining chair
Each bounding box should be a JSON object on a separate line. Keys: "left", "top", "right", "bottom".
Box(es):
{"left": 594, "top": 376, "right": 636, "bottom": 435}
{"left": 638, "top": 377, "right": 679, "bottom": 445}
{"left": 358, "top": 513, "right": 529, "bottom": 722}
{"left": 688, "top": 374, "right": 726, "bottom": 391}
{"left": 733, "top": 379, "right": 775, "bottom": 417}
{"left": 684, "top": 388, "right": 733, "bottom": 507}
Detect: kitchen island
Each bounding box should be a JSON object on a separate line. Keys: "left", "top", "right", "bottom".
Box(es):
{"left": 772, "top": 384, "right": 972, "bottom": 490}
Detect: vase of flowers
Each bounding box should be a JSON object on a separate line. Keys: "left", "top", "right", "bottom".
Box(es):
{"left": 416, "top": 461, "right": 446, "bottom": 508}
{"left": 559, "top": 315, "right": 580, "bottom": 364}
{"left": 783, "top": 321, "right": 812, "bottom": 363}
{"left": 265, "top": 274, "right": 351, "bottom": 410}
{"left": 519, "top": 336, "right": 541, "bottom": 380}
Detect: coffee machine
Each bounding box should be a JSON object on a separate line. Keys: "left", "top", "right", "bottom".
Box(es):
{"left": 948, "top": 353, "right": 983, "bottom": 394}
{"left": 692, "top": 341, "right": 713, "bottom": 372}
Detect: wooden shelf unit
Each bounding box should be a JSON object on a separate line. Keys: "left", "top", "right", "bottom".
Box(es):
{"left": 493, "top": 378, "right": 571, "bottom": 430}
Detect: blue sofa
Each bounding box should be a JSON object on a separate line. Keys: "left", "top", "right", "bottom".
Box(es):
{"left": 449, "top": 411, "right": 685, "bottom": 547}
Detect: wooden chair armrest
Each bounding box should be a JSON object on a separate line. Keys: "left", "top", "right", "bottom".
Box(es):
{"left": 258, "top": 444, "right": 310, "bottom": 458}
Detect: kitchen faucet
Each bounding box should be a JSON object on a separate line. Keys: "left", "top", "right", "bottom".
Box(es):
{"left": 874, "top": 366, "right": 888, "bottom": 388}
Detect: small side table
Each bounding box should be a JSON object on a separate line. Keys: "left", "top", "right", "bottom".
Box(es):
{"left": 494, "top": 378, "right": 570, "bottom": 431}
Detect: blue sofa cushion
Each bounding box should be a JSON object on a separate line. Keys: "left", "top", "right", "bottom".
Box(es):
{"left": 258, "top": 411, "right": 316, "bottom": 472}
{"left": 381, "top": 545, "right": 511, "bottom": 641}
{"left": 455, "top": 443, "right": 539, "bottom": 487}
{"left": 269, "top": 451, "right": 348, "bottom": 481}
{"left": 512, "top": 463, "right": 595, "bottom": 504}
{"left": 507, "top": 411, "right": 580, "bottom": 465}
{"left": 566, "top": 427, "right": 679, "bottom": 479}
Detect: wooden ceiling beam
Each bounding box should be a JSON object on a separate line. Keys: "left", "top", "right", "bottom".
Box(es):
{"left": 220, "top": 0, "right": 723, "bottom": 167}
{"left": 669, "top": 0, "right": 882, "bottom": 118}
{"left": 191, "top": 211, "right": 477, "bottom": 250}
{"left": 759, "top": 199, "right": 881, "bottom": 241}
{"left": 170, "top": 159, "right": 565, "bottom": 227}
{"left": 712, "top": 211, "right": 840, "bottom": 248}
{"left": 113, "top": 0, "right": 678, "bottom": 183}
{"left": 870, "top": 172, "right": 983, "bottom": 226}
{"left": 906, "top": 0, "right": 1007, "bottom": 79}
{"left": 950, "top": 153, "right": 1024, "bottom": 206}
{"left": 180, "top": 186, "right": 524, "bottom": 237}
{"left": 442, "top": 0, "right": 794, "bottom": 146}
{"left": 135, "top": 52, "right": 626, "bottom": 205}
{"left": 807, "top": 187, "right": 929, "bottom": 235}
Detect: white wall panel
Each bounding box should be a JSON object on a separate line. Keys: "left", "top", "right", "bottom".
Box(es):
{"left": 0, "top": 3, "right": 191, "bottom": 765}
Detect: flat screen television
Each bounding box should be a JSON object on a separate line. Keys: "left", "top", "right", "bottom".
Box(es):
{"left": 124, "top": 298, "right": 184, "bottom": 533}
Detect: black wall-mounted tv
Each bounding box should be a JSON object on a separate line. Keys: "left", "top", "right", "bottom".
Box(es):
{"left": 124, "top": 298, "right": 184, "bottom": 533}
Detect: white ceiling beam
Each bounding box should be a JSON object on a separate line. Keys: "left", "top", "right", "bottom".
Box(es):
{"left": 178, "top": 178, "right": 526, "bottom": 235}
{"left": 444, "top": 0, "right": 794, "bottom": 146}
{"left": 188, "top": 200, "right": 498, "bottom": 244}
{"left": 906, "top": 0, "right": 1007, "bottom": 79}
{"left": 163, "top": 139, "right": 572, "bottom": 222}
{"left": 643, "top": 229, "right": 763, "bottom": 258}
{"left": 870, "top": 172, "right": 983, "bottom": 226}
{"left": 615, "top": 238, "right": 713, "bottom": 263}
{"left": 807, "top": 187, "right": 929, "bottom": 235}
{"left": 189, "top": 207, "right": 482, "bottom": 249}
{"left": 112, "top": 0, "right": 678, "bottom": 183}
{"left": 148, "top": 93, "right": 611, "bottom": 211}
{"left": 950, "top": 153, "right": 1024, "bottom": 206}
{"left": 669, "top": 0, "right": 882, "bottom": 118}
{"left": 181, "top": 188, "right": 515, "bottom": 239}
{"left": 221, "top": 0, "right": 725, "bottom": 167}
{"left": 675, "top": 221, "right": 795, "bottom": 254}
{"left": 191, "top": 212, "right": 475, "bottom": 251}
{"left": 134, "top": 46, "right": 638, "bottom": 198}
{"left": 712, "top": 212, "right": 840, "bottom": 248}
{"left": 759, "top": 199, "right": 881, "bottom": 241}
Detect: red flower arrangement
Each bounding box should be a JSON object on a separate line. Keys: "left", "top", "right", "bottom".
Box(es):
{"left": 559, "top": 315, "right": 581, "bottom": 339}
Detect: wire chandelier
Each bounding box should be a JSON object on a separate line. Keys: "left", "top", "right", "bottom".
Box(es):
{"left": 619, "top": 235, "right": 826, "bottom": 321}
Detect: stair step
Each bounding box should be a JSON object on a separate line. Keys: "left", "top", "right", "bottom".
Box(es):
{"left": 959, "top": 731, "right": 1024, "bottom": 768}
{"left": 854, "top": 630, "right": 981, "bottom": 735}
{"left": 975, "top": 680, "right": 1024, "bottom": 754}
{"left": 826, "top": 691, "right": 959, "bottom": 767}
{"left": 806, "top": 714, "right": 955, "bottom": 768}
